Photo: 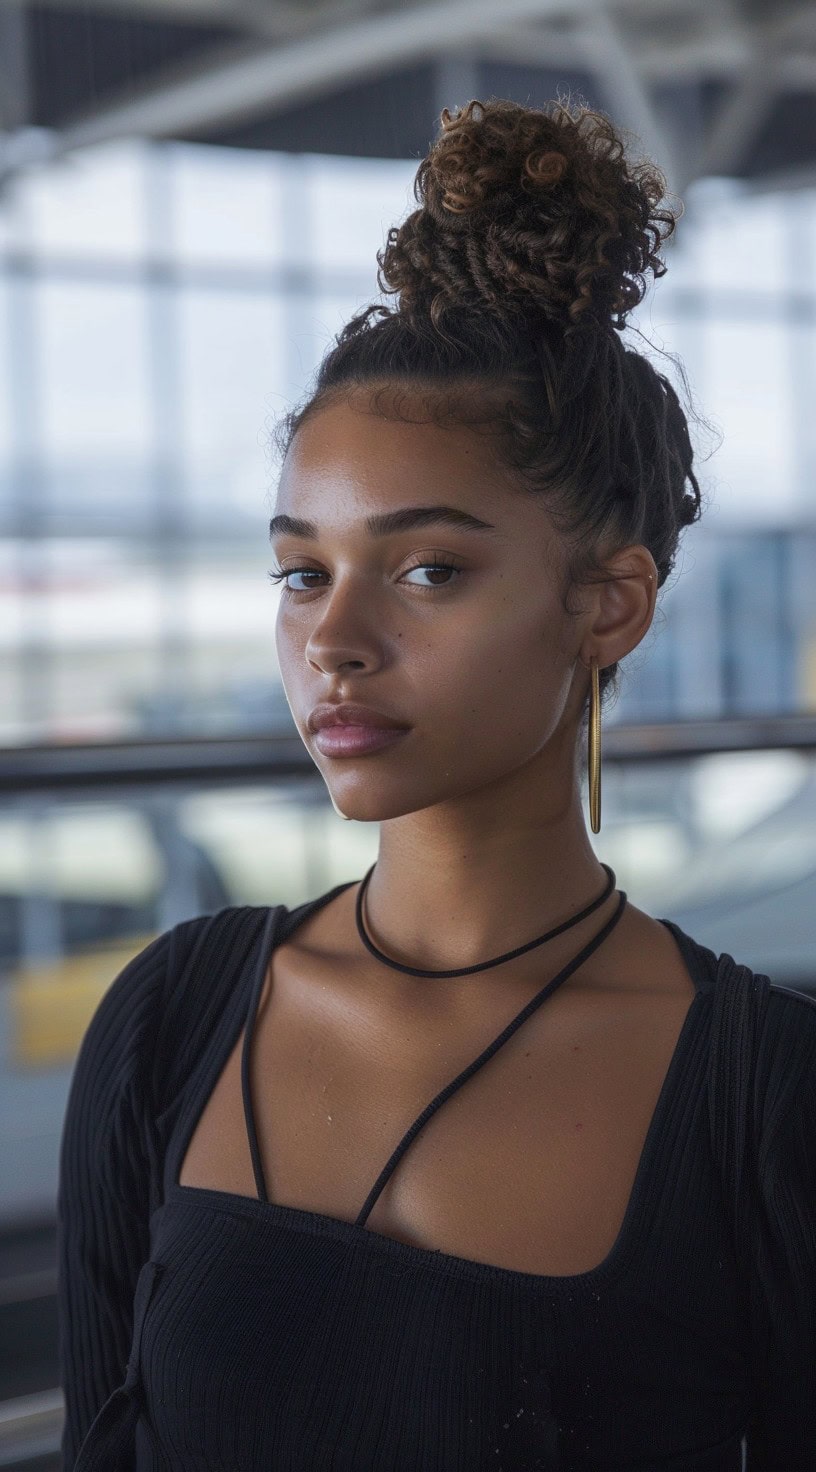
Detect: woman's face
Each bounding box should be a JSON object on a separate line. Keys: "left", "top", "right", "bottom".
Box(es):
{"left": 271, "top": 389, "right": 594, "bottom": 824}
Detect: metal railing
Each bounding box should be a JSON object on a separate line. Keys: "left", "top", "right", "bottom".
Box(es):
{"left": 3, "top": 713, "right": 815, "bottom": 798}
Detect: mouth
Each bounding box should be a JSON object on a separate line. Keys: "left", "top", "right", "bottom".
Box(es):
{"left": 313, "top": 724, "right": 411, "bottom": 757}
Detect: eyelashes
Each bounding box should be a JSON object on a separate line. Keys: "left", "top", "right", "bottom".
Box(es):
{"left": 267, "top": 557, "right": 464, "bottom": 597}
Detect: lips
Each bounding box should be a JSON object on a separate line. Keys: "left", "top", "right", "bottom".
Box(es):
{"left": 307, "top": 702, "right": 410, "bottom": 734}
{"left": 314, "top": 724, "right": 409, "bottom": 757}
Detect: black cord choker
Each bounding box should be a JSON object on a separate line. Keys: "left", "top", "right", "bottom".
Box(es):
{"left": 354, "top": 861, "right": 618, "bottom": 978}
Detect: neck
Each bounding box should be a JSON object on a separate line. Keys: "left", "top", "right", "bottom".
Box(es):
{"left": 361, "top": 789, "right": 613, "bottom": 979}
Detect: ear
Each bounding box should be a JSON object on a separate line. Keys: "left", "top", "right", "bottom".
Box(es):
{"left": 580, "top": 544, "right": 658, "bottom": 670}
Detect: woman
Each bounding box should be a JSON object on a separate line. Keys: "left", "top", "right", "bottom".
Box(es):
{"left": 58, "top": 97, "right": 816, "bottom": 1469}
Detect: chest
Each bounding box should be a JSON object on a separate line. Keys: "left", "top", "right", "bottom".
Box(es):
{"left": 178, "top": 933, "right": 699, "bottom": 1277}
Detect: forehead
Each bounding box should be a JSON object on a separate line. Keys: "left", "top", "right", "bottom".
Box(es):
{"left": 276, "top": 393, "right": 519, "bottom": 508}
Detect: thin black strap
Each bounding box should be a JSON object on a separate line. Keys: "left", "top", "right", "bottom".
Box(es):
{"left": 355, "top": 888, "right": 628, "bottom": 1226}
{"left": 241, "top": 882, "right": 359, "bottom": 1203}
{"left": 241, "top": 906, "right": 282, "bottom": 1203}
{"left": 241, "top": 886, "right": 627, "bottom": 1218}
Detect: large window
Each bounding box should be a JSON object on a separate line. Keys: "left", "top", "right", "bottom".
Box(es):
{"left": 1, "top": 143, "right": 815, "bottom": 743}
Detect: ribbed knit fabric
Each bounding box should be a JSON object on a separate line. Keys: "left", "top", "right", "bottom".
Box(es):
{"left": 56, "top": 885, "right": 816, "bottom": 1470}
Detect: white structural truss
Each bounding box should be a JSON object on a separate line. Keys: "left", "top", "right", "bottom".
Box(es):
{"left": 1, "top": 0, "right": 816, "bottom": 197}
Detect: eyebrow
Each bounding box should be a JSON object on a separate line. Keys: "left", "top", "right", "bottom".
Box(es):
{"left": 269, "top": 505, "right": 497, "bottom": 541}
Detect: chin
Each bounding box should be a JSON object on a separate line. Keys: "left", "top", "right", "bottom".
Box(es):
{"left": 324, "top": 785, "right": 427, "bottom": 823}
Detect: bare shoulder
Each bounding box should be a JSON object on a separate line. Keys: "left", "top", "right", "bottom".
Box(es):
{"left": 601, "top": 901, "right": 700, "bottom": 1001}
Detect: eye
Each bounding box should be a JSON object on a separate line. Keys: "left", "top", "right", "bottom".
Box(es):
{"left": 267, "top": 566, "right": 324, "bottom": 593}
{"left": 400, "top": 557, "right": 464, "bottom": 591}
{"left": 267, "top": 557, "right": 464, "bottom": 596}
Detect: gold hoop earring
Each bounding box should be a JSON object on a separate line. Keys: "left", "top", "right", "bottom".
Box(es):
{"left": 588, "top": 654, "right": 601, "bottom": 835}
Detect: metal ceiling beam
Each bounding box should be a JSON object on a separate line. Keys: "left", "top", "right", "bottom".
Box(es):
{"left": 0, "top": 4, "right": 30, "bottom": 132}
{"left": 482, "top": 0, "right": 816, "bottom": 189}
{"left": 0, "top": 0, "right": 391, "bottom": 46}
{"left": 483, "top": 0, "right": 816, "bottom": 83}
{"left": 486, "top": 31, "right": 816, "bottom": 83}
{"left": 482, "top": 24, "right": 751, "bottom": 80}
{"left": 698, "top": 57, "right": 783, "bottom": 178}
{"left": 740, "top": 158, "right": 816, "bottom": 196}
{"left": 695, "top": 0, "right": 816, "bottom": 175}
{"left": 696, "top": 0, "right": 786, "bottom": 179}
{"left": 573, "top": 0, "right": 683, "bottom": 194}
{"left": 0, "top": 0, "right": 618, "bottom": 165}
{"left": 0, "top": 0, "right": 309, "bottom": 31}
{"left": 3, "top": 0, "right": 816, "bottom": 59}
{"left": 1, "top": 0, "right": 816, "bottom": 189}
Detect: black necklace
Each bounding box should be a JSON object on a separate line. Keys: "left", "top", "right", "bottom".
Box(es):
{"left": 354, "top": 861, "right": 618, "bottom": 978}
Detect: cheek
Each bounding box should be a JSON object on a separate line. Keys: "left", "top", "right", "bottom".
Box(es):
{"left": 273, "top": 623, "right": 306, "bottom": 715}
{"left": 274, "top": 609, "right": 303, "bottom": 669}
{"left": 420, "top": 621, "right": 562, "bottom": 737}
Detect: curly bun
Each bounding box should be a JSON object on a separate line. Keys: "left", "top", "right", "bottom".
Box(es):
{"left": 377, "top": 96, "right": 678, "bottom": 332}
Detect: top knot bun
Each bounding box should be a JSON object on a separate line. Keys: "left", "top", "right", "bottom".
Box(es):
{"left": 377, "top": 96, "right": 679, "bottom": 334}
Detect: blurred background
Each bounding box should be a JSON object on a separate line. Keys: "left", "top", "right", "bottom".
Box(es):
{"left": 1, "top": 0, "right": 816, "bottom": 1464}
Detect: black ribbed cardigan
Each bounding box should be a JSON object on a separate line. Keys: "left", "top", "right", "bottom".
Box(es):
{"left": 56, "top": 888, "right": 816, "bottom": 1469}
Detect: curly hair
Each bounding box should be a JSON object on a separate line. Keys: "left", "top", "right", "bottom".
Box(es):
{"left": 271, "top": 95, "right": 709, "bottom": 721}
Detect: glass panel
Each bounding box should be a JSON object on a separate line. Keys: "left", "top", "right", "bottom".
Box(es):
{"left": 11, "top": 140, "right": 149, "bottom": 261}
{"left": 168, "top": 142, "right": 285, "bottom": 266}
{"left": 2, "top": 147, "right": 816, "bottom": 749}
{"left": 150, "top": 545, "right": 287, "bottom": 736}
{"left": 702, "top": 318, "right": 796, "bottom": 524}
{"left": 26, "top": 539, "right": 165, "bottom": 741}
{"left": 37, "top": 281, "right": 153, "bottom": 533}
{"left": 309, "top": 153, "right": 417, "bottom": 273}
{"left": 177, "top": 287, "right": 286, "bottom": 531}
{"left": 0, "top": 279, "right": 11, "bottom": 496}
{"left": 0, "top": 538, "right": 23, "bottom": 741}
{"left": 682, "top": 178, "right": 788, "bottom": 293}
{"left": 310, "top": 288, "right": 380, "bottom": 357}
